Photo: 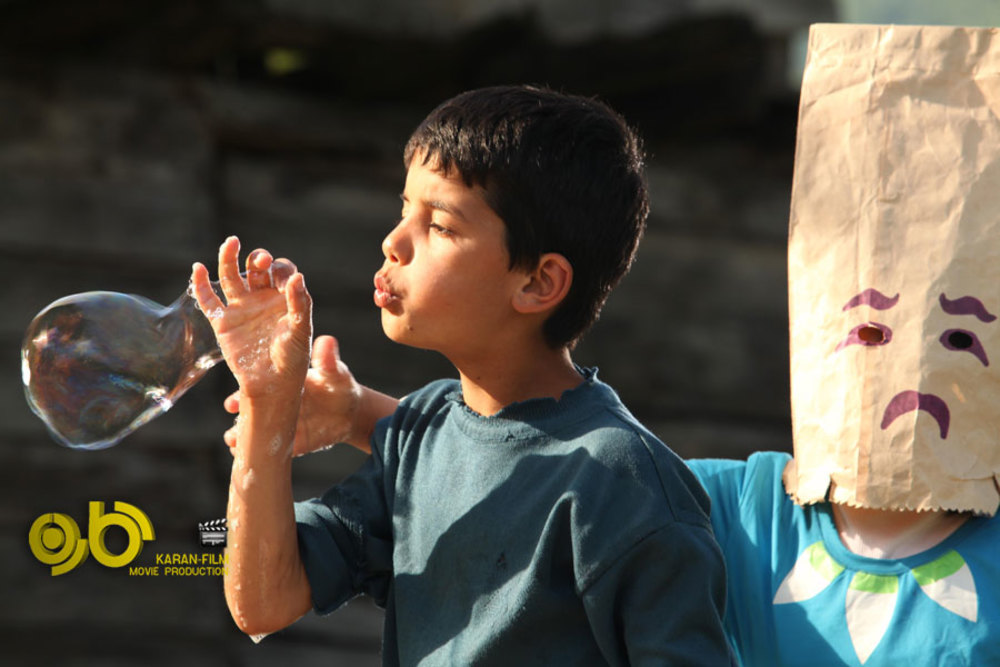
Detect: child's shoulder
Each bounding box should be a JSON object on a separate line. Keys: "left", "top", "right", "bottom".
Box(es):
{"left": 400, "top": 378, "right": 461, "bottom": 407}
{"left": 375, "top": 379, "right": 461, "bottom": 443}
{"left": 564, "top": 378, "right": 713, "bottom": 526}
{"left": 572, "top": 377, "right": 678, "bottom": 463}
{"left": 686, "top": 451, "right": 792, "bottom": 489}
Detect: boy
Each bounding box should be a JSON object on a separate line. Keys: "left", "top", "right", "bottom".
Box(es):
{"left": 192, "top": 86, "right": 734, "bottom": 665}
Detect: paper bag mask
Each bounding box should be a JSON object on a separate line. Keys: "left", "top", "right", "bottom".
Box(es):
{"left": 783, "top": 23, "right": 1000, "bottom": 515}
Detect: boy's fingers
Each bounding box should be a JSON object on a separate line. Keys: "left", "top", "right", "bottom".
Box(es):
{"left": 223, "top": 425, "right": 237, "bottom": 450}
{"left": 191, "top": 262, "right": 226, "bottom": 317}
{"left": 285, "top": 273, "right": 313, "bottom": 328}
{"left": 271, "top": 258, "right": 298, "bottom": 289}
{"left": 246, "top": 248, "right": 274, "bottom": 290}
{"left": 312, "top": 335, "right": 342, "bottom": 373}
{"left": 218, "top": 236, "right": 248, "bottom": 302}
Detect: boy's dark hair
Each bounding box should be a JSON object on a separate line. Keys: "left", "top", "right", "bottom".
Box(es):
{"left": 404, "top": 85, "right": 649, "bottom": 349}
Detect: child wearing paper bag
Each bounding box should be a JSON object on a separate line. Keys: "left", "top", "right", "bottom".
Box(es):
{"left": 691, "top": 23, "right": 1000, "bottom": 665}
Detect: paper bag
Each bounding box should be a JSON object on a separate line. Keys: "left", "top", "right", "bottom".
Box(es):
{"left": 783, "top": 23, "right": 1000, "bottom": 515}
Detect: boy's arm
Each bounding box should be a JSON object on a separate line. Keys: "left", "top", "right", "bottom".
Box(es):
{"left": 584, "top": 521, "right": 735, "bottom": 666}
{"left": 223, "top": 335, "right": 400, "bottom": 456}
{"left": 191, "top": 237, "right": 314, "bottom": 636}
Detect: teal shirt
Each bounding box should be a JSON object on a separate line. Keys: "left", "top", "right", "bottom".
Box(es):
{"left": 295, "top": 369, "right": 734, "bottom": 666}
{"left": 688, "top": 452, "right": 1000, "bottom": 666}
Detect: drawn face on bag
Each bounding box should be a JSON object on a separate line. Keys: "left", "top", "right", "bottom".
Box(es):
{"left": 801, "top": 284, "right": 1000, "bottom": 510}
{"left": 787, "top": 268, "right": 1000, "bottom": 515}
{"left": 836, "top": 289, "right": 996, "bottom": 444}
{"left": 782, "top": 23, "right": 1000, "bottom": 515}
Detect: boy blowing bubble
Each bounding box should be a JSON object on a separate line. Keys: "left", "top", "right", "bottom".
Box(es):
{"left": 191, "top": 85, "right": 734, "bottom": 665}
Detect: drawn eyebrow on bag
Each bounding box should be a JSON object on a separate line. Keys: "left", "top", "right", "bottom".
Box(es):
{"left": 842, "top": 289, "right": 900, "bottom": 311}
{"left": 939, "top": 294, "right": 997, "bottom": 323}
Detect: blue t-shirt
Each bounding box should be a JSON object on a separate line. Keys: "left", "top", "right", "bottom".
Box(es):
{"left": 296, "top": 370, "right": 734, "bottom": 666}
{"left": 688, "top": 452, "right": 1000, "bottom": 666}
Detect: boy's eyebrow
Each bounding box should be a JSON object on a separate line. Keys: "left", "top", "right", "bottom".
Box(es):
{"left": 429, "top": 199, "right": 468, "bottom": 221}
{"left": 400, "top": 192, "right": 469, "bottom": 221}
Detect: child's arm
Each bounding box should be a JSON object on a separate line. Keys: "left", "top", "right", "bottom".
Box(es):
{"left": 586, "top": 521, "right": 734, "bottom": 665}
{"left": 222, "top": 335, "right": 400, "bottom": 456}
{"left": 190, "top": 236, "right": 314, "bottom": 636}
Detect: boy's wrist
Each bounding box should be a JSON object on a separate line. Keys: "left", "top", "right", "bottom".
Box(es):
{"left": 234, "top": 393, "right": 301, "bottom": 460}
{"left": 346, "top": 386, "right": 399, "bottom": 452}
{"left": 238, "top": 385, "right": 304, "bottom": 410}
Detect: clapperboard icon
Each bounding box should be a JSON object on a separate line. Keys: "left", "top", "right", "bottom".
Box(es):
{"left": 198, "top": 518, "right": 228, "bottom": 547}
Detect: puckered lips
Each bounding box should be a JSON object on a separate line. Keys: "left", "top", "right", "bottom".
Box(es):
{"left": 880, "top": 390, "right": 950, "bottom": 439}
{"left": 373, "top": 273, "right": 399, "bottom": 309}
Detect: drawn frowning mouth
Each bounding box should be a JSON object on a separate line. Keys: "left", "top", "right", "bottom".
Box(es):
{"left": 880, "top": 390, "right": 950, "bottom": 439}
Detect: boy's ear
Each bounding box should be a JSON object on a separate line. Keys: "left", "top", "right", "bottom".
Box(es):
{"left": 513, "top": 252, "right": 573, "bottom": 314}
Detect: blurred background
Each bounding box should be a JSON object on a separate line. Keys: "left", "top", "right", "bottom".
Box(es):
{"left": 2, "top": 1, "right": 996, "bottom": 664}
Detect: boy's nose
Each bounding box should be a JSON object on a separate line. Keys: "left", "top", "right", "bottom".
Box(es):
{"left": 381, "top": 219, "right": 412, "bottom": 264}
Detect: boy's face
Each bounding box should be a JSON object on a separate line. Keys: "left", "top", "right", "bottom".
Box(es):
{"left": 374, "top": 154, "right": 525, "bottom": 361}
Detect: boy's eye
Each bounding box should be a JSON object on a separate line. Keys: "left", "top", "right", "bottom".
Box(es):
{"left": 835, "top": 322, "right": 892, "bottom": 352}
{"left": 429, "top": 222, "right": 453, "bottom": 236}
{"left": 940, "top": 328, "right": 989, "bottom": 366}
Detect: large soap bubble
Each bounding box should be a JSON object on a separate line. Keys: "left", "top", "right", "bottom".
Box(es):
{"left": 22, "top": 284, "right": 223, "bottom": 450}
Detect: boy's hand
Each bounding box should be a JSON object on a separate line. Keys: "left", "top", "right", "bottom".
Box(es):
{"left": 190, "top": 236, "right": 313, "bottom": 404}
{"left": 222, "top": 335, "right": 369, "bottom": 455}
{"left": 191, "top": 237, "right": 315, "bottom": 636}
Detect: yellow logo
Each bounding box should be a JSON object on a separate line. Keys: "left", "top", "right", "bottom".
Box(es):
{"left": 29, "top": 502, "right": 155, "bottom": 576}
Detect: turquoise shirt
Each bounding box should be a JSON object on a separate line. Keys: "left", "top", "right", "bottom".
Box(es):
{"left": 688, "top": 452, "right": 1000, "bottom": 666}
{"left": 296, "top": 370, "right": 734, "bottom": 666}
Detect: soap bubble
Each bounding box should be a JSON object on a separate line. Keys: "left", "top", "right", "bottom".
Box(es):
{"left": 22, "top": 286, "right": 223, "bottom": 450}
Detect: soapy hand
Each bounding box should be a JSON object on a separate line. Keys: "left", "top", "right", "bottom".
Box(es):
{"left": 222, "top": 335, "right": 368, "bottom": 455}
{"left": 190, "top": 236, "right": 313, "bottom": 402}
